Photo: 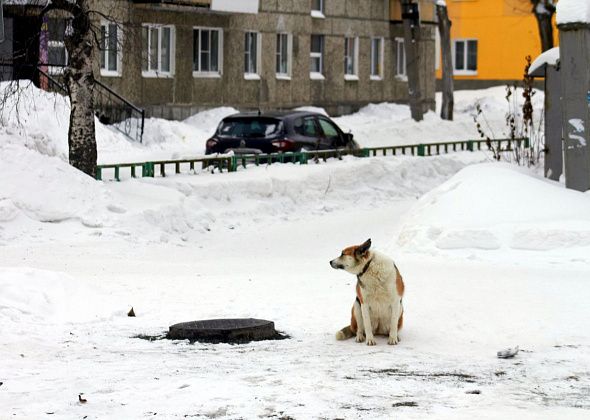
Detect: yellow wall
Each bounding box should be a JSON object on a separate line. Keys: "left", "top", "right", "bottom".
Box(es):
{"left": 435, "top": 0, "right": 559, "bottom": 81}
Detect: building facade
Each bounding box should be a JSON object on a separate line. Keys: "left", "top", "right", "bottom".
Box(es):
{"left": 435, "top": 0, "right": 559, "bottom": 89}
{"left": 1, "top": 0, "right": 437, "bottom": 119}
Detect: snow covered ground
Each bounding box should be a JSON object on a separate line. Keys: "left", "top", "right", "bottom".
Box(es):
{"left": 1, "top": 82, "right": 589, "bottom": 419}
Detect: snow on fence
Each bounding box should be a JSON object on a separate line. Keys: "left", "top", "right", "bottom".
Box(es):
{"left": 96, "top": 138, "right": 529, "bottom": 181}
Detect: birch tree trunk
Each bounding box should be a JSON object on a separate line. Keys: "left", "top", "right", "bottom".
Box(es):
{"left": 43, "top": 0, "right": 97, "bottom": 178}
{"left": 436, "top": 3, "right": 454, "bottom": 120}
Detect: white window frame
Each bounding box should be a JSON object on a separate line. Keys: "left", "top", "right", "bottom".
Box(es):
{"left": 310, "top": 34, "right": 324, "bottom": 80}
{"left": 100, "top": 20, "right": 122, "bottom": 77}
{"left": 193, "top": 27, "right": 223, "bottom": 78}
{"left": 311, "top": 0, "right": 325, "bottom": 18}
{"left": 395, "top": 37, "right": 407, "bottom": 81}
{"left": 344, "top": 36, "right": 359, "bottom": 81}
{"left": 141, "top": 24, "right": 175, "bottom": 78}
{"left": 453, "top": 38, "right": 478, "bottom": 76}
{"left": 275, "top": 32, "right": 293, "bottom": 80}
{"left": 370, "top": 37, "right": 384, "bottom": 80}
{"left": 244, "top": 31, "right": 262, "bottom": 80}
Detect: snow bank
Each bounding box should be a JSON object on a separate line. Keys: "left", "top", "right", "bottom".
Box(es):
{"left": 398, "top": 164, "right": 590, "bottom": 253}
{"left": 0, "top": 142, "right": 108, "bottom": 224}
{"left": 0, "top": 266, "right": 121, "bottom": 346}
{"left": 0, "top": 81, "right": 237, "bottom": 164}
{"left": 557, "top": 0, "right": 590, "bottom": 25}
{"left": 334, "top": 87, "right": 544, "bottom": 148}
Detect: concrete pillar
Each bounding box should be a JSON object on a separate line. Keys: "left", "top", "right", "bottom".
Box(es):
{"left": 559, "top": 25, "right": 590, "bottom": 192}
{"left": 545, "top": 65, "right": 563, "bottom": 181}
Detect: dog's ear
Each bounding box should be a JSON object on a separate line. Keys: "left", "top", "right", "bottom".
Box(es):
{"left": 355, "top": 239, "right": 372, "bottom": 257}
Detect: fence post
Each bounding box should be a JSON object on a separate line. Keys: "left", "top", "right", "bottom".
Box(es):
{"left": 417, "top": 144, "right": 425, "bottom": 156}
{"left": 467, "top": 140, "right": 474, "bottom": 152}
{"left": 95, "top": 167, "right": 102, "bottom": 181}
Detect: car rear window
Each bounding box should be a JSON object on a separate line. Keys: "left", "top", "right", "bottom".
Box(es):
{"left": 217, "top": 118, "right": 283, "bottom": 139}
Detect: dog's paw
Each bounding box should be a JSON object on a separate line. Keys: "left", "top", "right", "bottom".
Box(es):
{"left": 355, "top": 333, "right": 365, "bottom": 343}
{"left": 366, "top": 337, "right": 377, "bottom": 346}
{"left": 388, "top": 335, "right": 399, "bottom": 345}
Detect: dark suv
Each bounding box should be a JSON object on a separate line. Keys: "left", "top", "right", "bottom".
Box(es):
{"left": 205, "top": 111, "right": 358, "bottom": 155}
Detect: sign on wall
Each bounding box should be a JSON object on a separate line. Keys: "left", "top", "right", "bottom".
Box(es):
{"left": 211, "top": 0, "right": 259, "bottom": 14}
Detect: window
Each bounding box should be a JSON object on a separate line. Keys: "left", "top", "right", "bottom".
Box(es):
{"left": 395, "top": 37, "right": 406, "bottom": 79}
{"left": 142, "top": 24, "right": 174, "bottom": 76}
{"left": 100, "top": 22, "right": 121, "bottom": 76}
{"left": 48, "top": 18, "right": 68, "bottom": 75}
{"left": 244, "top": 31, "right": 261, "bottom": 77}
{"left": 310, "top": 34, "right": 324, "bottom": 78}
{"left": 344, "top": 37, "right": 358, "bottom": 79}
{"left": 276, "top": 33, "right": 292, "bottom": 78}
{"left": 193, "top": 27, "right": 223, "bottom": 76}
{"left": 454, "top": 39, "right": 477, "bottom": 74}
{"left": 311, "top": 0, "right": 324, "bottom": 18}
{"left": 318, "top": 118, "right": 340, "bottom": 140}
{"left": 370, "top": 37, "right": 384, "bottom": 79}
{"left": 294, "top": 117, "right": 319, "bottom": 137}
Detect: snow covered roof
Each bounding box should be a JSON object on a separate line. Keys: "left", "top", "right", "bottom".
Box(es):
{"left": 528, "top": 47, "right": 560, "bottom": 77}
{"left": 557, "top": 0, "right": 590, "bottom": 26}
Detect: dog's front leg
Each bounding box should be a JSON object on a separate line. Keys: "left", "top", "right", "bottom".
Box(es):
{"left": 388, "top": 301, "right": 401, "bottom": 345}
{"left": 353, "top": 300, "right": 365, "bottom": 343}
{"left": 361, "top": 303, "right": 376, "bottom": 346}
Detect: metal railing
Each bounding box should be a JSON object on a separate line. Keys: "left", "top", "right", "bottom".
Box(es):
{"left": 93, "top": 79, "right": 145, "bottom": 144}
{"left": 96, "top": 138, "right": 529, "bottom": 182}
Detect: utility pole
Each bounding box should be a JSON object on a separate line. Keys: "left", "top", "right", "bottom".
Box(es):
{"left": 401, "top": 0, "right": 424, "bottom": 121}
{"left": 436, "top": 1, "right": 453, "bottom": 120}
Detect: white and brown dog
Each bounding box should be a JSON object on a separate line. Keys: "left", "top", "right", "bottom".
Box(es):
{"left": 330, "top": 239, "right": 404, "bottom": 346}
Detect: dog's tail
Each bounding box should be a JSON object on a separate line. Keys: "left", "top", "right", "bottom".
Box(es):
{"left": 336, "top": 326, "right": 355, "bottom": 340}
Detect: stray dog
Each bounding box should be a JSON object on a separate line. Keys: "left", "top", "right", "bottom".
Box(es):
{"left": 330, "top": 239, "right": 404, "bottom": 345}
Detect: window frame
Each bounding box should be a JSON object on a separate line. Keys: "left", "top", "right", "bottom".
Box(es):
{"left": 244, "top": 31, "right": 262, "bottom": 79}
{"left": 370, "top": 37, "right": 384, "bottom": 80}
{"left": 310, "top": 34, "right": 324, "bottom": 79}
{"left": 311, "top": 0, "right": 325, "bottom": 18}
{"left": 100, "top": 20, "right": 122, "bottom": 77}
{"left": 344, "top": 36, "right": 359, "bottom": 81}
{"left": 275, "top": 32, "right": 293, "bottom": 80}
{"left": 141, "top": 23, "right": 175, "bottom": 78}
{"left": 193, "top": 26, "right": 224, "bottom": 78}
{"left": 395, "top": 37, "right": 407, "bottom": 81}
{"left": 453, "top": 38, "right": 478, "bottom": 75}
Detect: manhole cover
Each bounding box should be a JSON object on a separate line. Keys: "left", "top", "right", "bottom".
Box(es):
{"left": 167, "top": 318, "right": 287, "bottom": 343}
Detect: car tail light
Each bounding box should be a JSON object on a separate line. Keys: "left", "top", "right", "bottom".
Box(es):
{"left": 271, "top": 139, "right": 296, "bottom": 152}
{"left": 206, "top": 138, "right": 218, "bottom": 151}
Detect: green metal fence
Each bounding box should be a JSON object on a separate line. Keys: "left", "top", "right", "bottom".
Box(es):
{"left": 96, "top": 138, "right": 529, "bottom": 181}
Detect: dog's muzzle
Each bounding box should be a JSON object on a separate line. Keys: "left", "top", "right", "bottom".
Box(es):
{"left": 330, "top": 260, "right": 344, "bottom": 269}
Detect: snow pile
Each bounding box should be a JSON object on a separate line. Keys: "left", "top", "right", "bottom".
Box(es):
{"left": 529, "top": 47, "right": 559, "bottom": 75}
{"left": 0, "top": 142, "right": 108, "bottom": 225}
{"left": 334, "top": 87, "right": 544, "bottom": 148}
{"left": 0, "top": 81, "right": 237, "bottom": 164}
{"left": 0, "top": 267, "right": 121, "bottom": 344}
{"left": 556, "top": 0, "right": 590, "bottom": 25}
{"left": 398, "top": 163, "right": 590, "bottom": 253}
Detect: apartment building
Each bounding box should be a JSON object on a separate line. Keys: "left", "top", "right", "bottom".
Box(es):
{"left": 1, "top": 0, "right": 437, "bottom": 118}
